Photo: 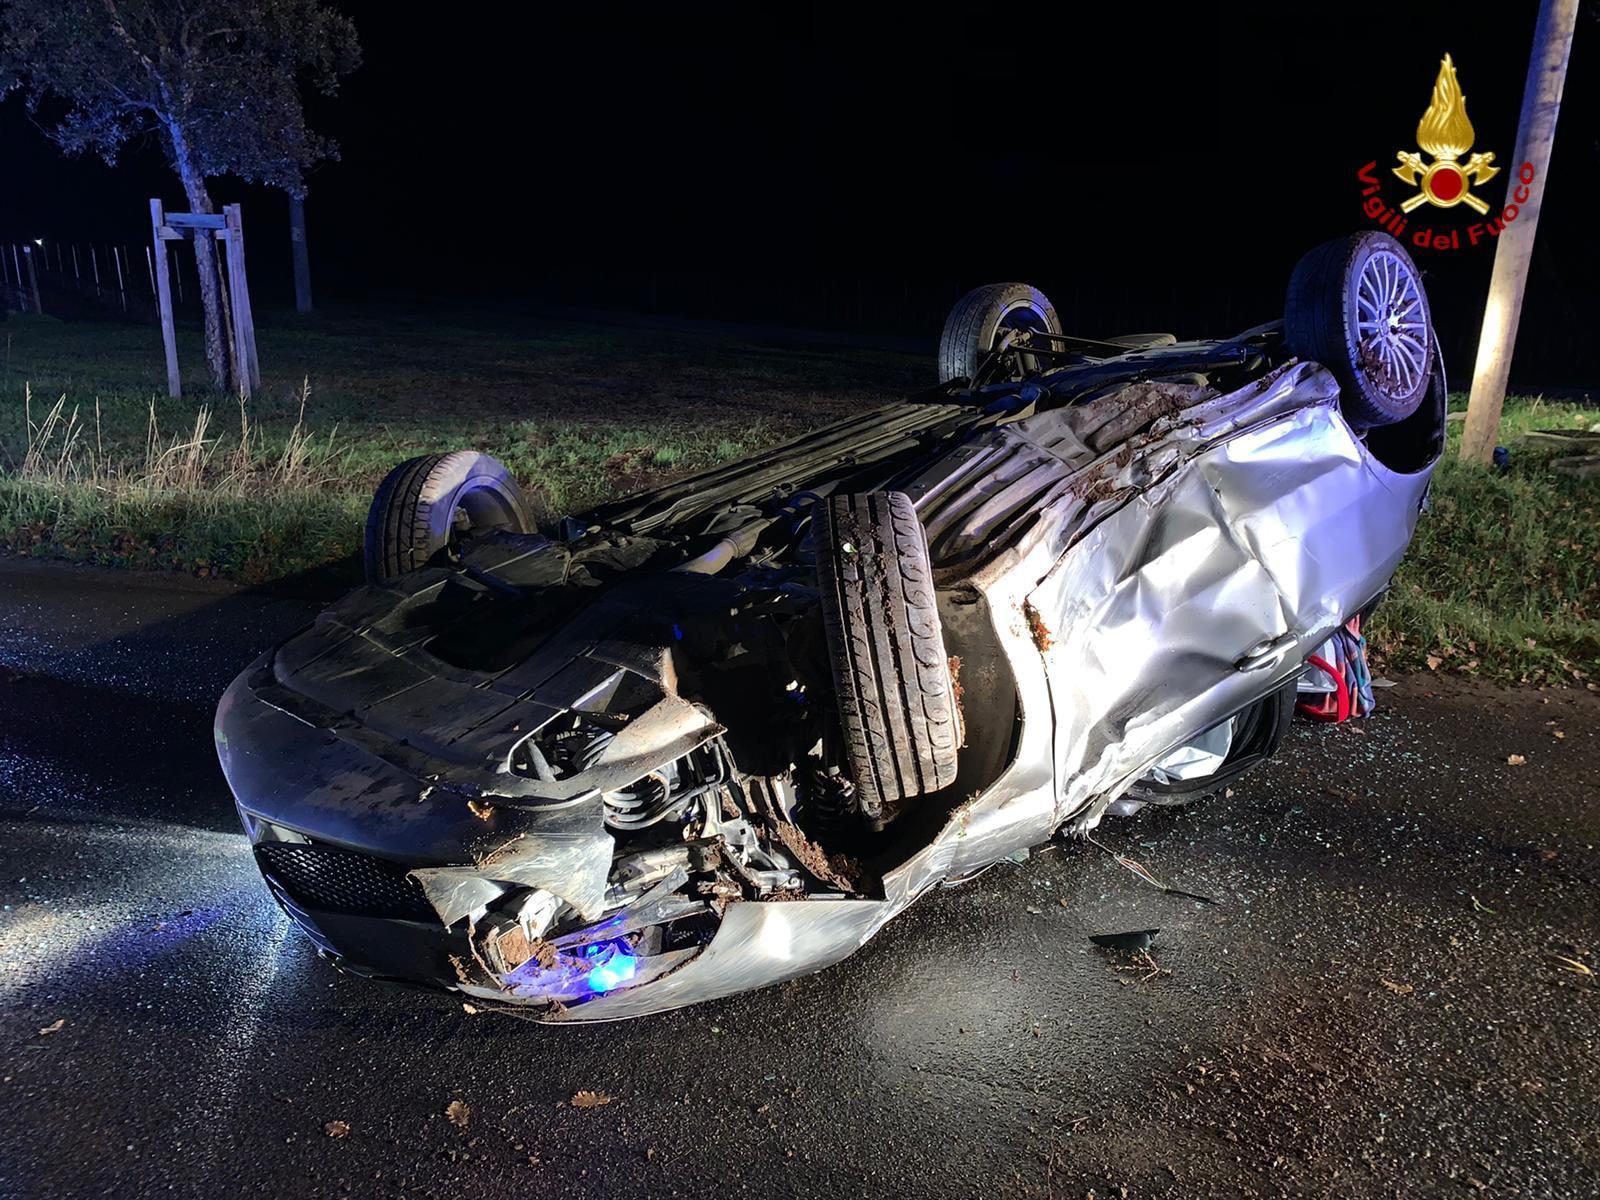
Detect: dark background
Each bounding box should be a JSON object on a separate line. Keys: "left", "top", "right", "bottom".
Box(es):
{"left": 2, "top": 1, "right": 1596, "bottom": 387}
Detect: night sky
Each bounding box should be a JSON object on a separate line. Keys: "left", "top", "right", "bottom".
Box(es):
{"left": 1, "top": 1, "right": 1596, "bottom": 385}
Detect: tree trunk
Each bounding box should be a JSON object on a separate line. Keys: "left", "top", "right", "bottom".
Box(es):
{"left": 184, "top": 187, "right": 230, "bottom": 393}
{"left": 166, "top": 123, "right": 230, "bottom": 392}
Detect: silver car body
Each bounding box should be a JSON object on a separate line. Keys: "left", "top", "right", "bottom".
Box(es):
{"left": 217, "top": 355, "right": 1440, "bottom": 1020}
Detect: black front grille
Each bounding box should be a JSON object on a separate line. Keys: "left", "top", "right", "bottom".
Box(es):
{"left": 255, "top": 842, "right": 437, "bottom": 922}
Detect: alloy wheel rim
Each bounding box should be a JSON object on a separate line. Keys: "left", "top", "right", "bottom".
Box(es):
{"left": 1355, "top": 250, "right": 1429, "bottom": 400}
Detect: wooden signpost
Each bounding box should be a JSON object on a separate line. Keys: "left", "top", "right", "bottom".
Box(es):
{"left": 148, "top": 198, "right": 261, "bottom": 399}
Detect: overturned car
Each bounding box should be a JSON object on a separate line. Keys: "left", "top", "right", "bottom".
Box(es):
{"left": 216, "top": 232, "right": 1445, "bottom": 1020}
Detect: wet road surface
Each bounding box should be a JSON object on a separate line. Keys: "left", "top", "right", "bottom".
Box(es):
{"left": 2, "top": 559, "right": 1597, "bottom": 1199}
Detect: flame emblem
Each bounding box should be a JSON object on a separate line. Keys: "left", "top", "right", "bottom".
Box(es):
{"left": 1393, "top": 54, "right": 1499, "bottom": 214}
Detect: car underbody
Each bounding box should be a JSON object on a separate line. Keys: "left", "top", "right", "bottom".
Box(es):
{"left": 217, "top": 235, "right": 1446, "bottom": 1019}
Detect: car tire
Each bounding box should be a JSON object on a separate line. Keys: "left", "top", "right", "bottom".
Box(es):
{"left": 815, "top": 492, "right": 960, "bottom": 823}
{"left": 1285, "top": 231, "right": 1434, "bottom": 429}
{"left": 1126, "top": 682, "right": 1298, "bottom": 808}
{"left": 363, "top": 451, "right": 534, "bottom": 584}
{"left": 937, "top": 282, "right": 1062, "bottom": 384}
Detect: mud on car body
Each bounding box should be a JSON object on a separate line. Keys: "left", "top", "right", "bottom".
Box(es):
{"left": 216, "top": 232, "right": 1446, "bottom": 1020}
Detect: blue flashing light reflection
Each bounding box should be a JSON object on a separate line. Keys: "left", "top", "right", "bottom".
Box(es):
{"left": 579, "top": 939, "right": 638, "bottom": 994}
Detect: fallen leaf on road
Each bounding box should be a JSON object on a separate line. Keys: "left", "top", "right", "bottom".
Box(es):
{"left": 570, "top": 1090, "right": 613, "bottom": 1109}
{"left": 1381, "top": 979, "right": 1415, "bottom": 996}
{"left": 37, "top": 1019, "right": 64, "bottom": 1036}
{"left": 1506, "top": 754, "right": 1527, "bottom": 766}
{"left": 324, "top": 1120, "right": 350, "bottom": 1139}
{"left": 446, "top": 1100, "right": 471, "bottom": 1127}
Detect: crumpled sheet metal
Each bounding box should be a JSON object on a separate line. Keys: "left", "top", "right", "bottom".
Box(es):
{"left": 1145, "top": 718, "right": 1233, "bottom": 783}
{"left": 412, "top": 796, "right": 616, "bottom": 922}
{"left": 498, "top": 694, "right": 721, "bottom": 805}
{"left": 546, "top": 897, "right": 894, "bottom": 1021}
{"left": 407, "top": 870, "right": 508, "bottom": 928}
{"left": 888, "top": 361, "right": 1433, "bottom": 901}
{"left": 538, "top": 362, "right": 1438, "bottom": 1019}
{"left": 1032, "top": 367, "right": 1427, "bottom": 830}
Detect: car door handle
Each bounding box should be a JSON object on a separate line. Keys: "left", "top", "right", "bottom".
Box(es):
{"left": 1235, "top": 633, "right": 1298, "bottom": 672}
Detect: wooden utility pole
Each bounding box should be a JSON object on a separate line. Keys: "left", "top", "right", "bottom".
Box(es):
{"left": 1459, "top": 0, "right": 1580, "bottom": 465}
{"left": 288, "top": 193, "right": 313, "bottom": 314}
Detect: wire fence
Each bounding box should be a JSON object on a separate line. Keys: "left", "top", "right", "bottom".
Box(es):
{"left": 0, "top": 237, "right": 199, "bottom": 322}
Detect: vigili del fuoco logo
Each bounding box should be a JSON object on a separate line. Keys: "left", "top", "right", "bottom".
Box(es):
{"left": 1357, "top": 54, "right": 1535, "bottom": 253}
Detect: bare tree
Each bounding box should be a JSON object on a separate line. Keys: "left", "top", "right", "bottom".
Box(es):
{"left": 0, "top": 0, "right": 359, "bottom": 389}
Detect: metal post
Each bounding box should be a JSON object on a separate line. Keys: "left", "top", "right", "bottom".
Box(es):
{"left": 1460, "top": 0, "right": 1581, "bottom": 464}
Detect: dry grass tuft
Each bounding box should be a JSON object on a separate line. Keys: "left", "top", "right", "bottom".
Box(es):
{"left": 17, "top": 379, "right": 343, "bottom": 498}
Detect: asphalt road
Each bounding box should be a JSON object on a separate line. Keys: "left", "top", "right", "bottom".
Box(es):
{"left": 2, "top": 558, "right": 1597, "bottom": 1199}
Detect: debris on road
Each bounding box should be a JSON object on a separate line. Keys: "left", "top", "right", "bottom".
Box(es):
{"left": 1108, "top": 947, "right": 1170, "bottom": 985}
{"left": 570, "top": 1090, "right": 613, "bottom": 1109}
{"left": 323, "top": 1121, "right": 350, "bottom": 1139}
{"left": 1550, "top": 954, "right": 1594, "bottom": 979}
{"left": 446, "top": 1100, "right": 471, "bottom": 1128}
{"left": 1086, "top": 835, "right": 1220, "bottom": 905}
{"left": 1090, "top": 929, "right": 1159, "bottom": 954}
{"left": 36, "top": 1019, "right": 64, "bottom": 1036}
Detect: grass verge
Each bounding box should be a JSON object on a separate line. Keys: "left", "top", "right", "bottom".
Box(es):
{"left": 0, "top": 309, "right": 1594, "bottom": 682}
{"left": 0, "top": 308, "right": 920, "bottom": 581}
{"left": 1367, "top": 396, "right": 1598, "bottom": 686}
